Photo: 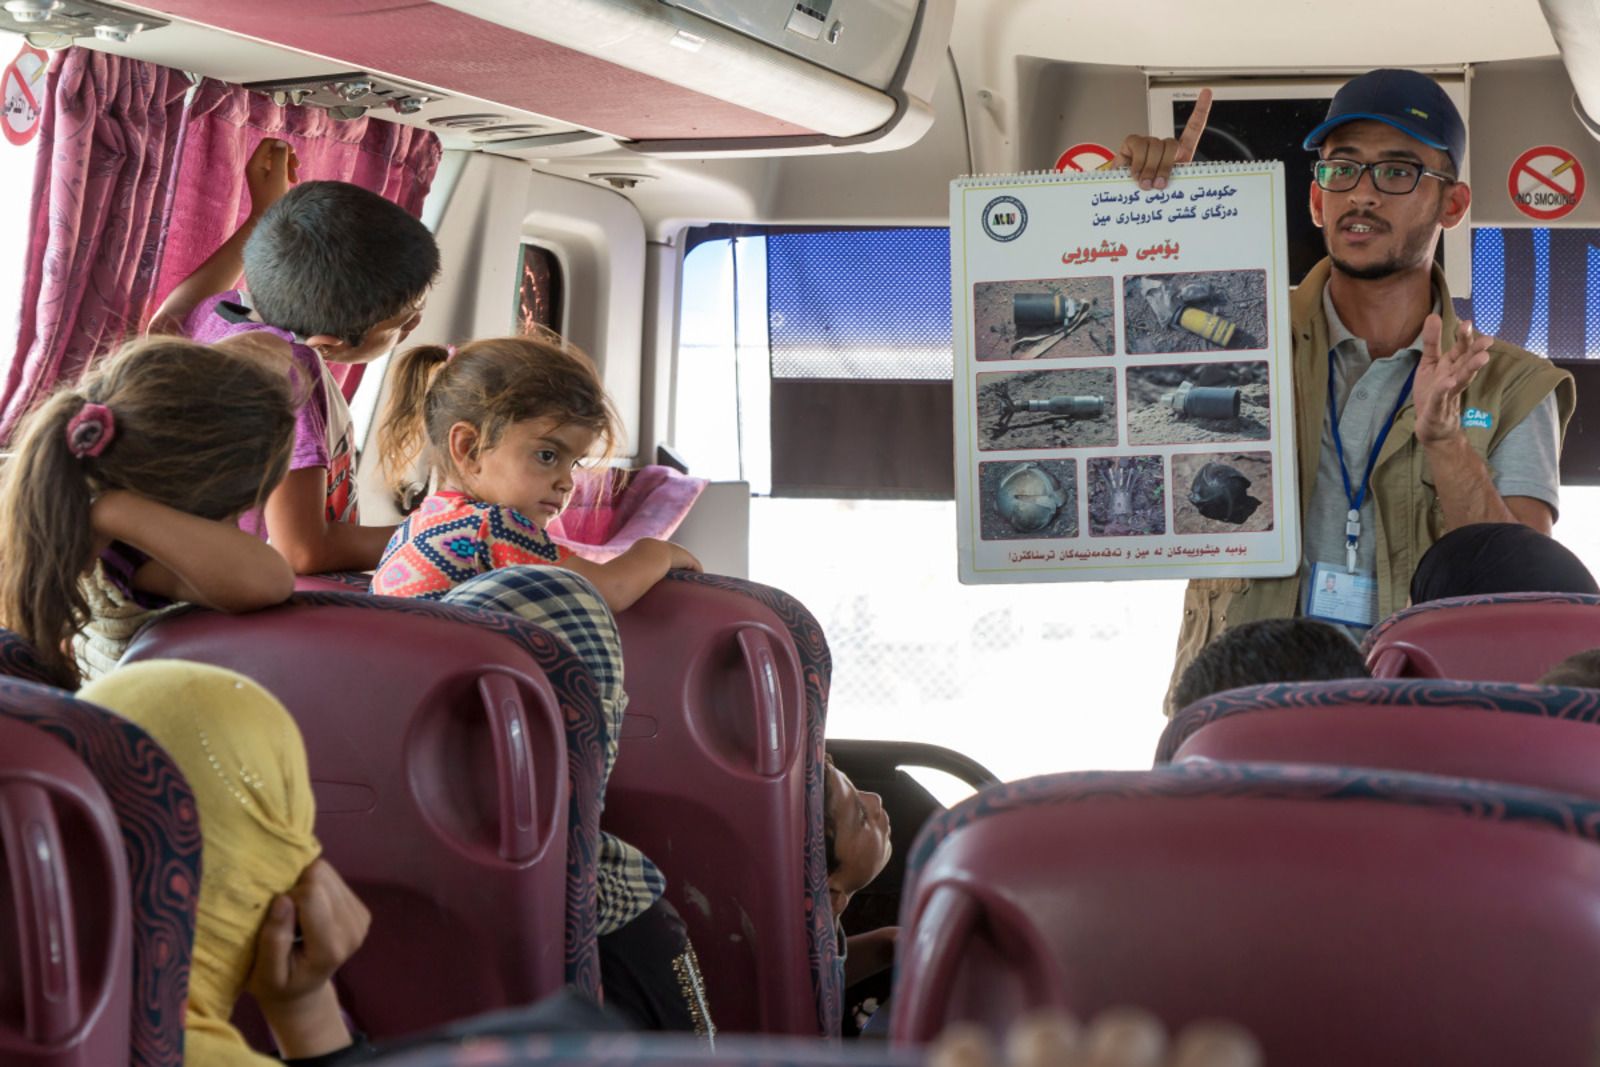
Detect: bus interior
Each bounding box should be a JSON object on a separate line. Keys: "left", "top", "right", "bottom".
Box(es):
{"left": 6, "top": 0, "right": 1600, "bottom": 1064}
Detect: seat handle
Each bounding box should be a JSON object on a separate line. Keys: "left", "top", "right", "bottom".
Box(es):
{"left": 0, "top": 782, "right": 81, "bottom": 1043}
{"left": 892, "top": 881, "right": 1062, "bottom": 1042}
{"left": 477, "top": 671, "right": 564, "bottom": 864}
{"left": 1367, "top": 646, "right": 1410, "bottom": 678}
{"left": 735, "top": 627, "right": 785, "bottom": 777}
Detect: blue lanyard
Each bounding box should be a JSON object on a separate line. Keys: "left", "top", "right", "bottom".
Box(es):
{"left": 1327, "top": 352, "right": 1417, "bottom": 539}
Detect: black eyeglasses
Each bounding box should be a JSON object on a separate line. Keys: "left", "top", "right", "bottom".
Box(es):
{"left": 1311, "top": 158, "right": 1455, "bottom": 195}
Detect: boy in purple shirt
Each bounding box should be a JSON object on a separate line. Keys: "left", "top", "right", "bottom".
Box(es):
{"left": 151, "top": 139, "right": 439, "bottom": 572}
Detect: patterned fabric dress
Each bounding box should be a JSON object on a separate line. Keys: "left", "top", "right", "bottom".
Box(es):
{"left": 184, "top": 292, "right": 358, "bottom": 535}
{"left": 373, "top": 491, "right": 570, "bottom": 599}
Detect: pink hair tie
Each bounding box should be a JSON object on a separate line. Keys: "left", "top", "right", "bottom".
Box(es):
{"left": 445, "top": 344, "right": 459, "bottom": 360}
{"left": 65, "top": 402, "right": 115, "bottom": 459}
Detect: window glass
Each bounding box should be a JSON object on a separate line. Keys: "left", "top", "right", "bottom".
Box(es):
{"left": 517, "top": 242, "right": 564, "bottom": 335}
{"left": 766, "top": 228, "right": 950, "bottom": 380}
{"left": 676, "top": 228, "right": 1176, "bottom": 781}
{"left": 1470, "top": 225, "right": 1600, "bottom": 359}
{"left": 675, "top": 235, "right": 770, "bottom": 487}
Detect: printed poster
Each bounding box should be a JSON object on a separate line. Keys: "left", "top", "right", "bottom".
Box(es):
{"left": 951, "top": 162, "right": 1298, "bottom": 584}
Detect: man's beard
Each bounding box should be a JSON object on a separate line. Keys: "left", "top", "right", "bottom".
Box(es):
{"left": 1327, "top": 209, "right": 1440, "bottom": 281}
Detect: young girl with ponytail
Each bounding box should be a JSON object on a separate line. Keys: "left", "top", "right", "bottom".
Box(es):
{"left": 372, "top": 334, "right": 714, "bottom": 1035}
{"left": 371, "top": 333, "right": 700, "bottom": 611}
{"left": 0, "top": 337, "right": 300, "bottom": 686}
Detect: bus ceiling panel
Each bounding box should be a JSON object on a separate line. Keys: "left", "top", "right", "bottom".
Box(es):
{"left": 1540, "top": 0, "right": 1600, "bottom": 140}
{"left": 117, "top": 0, "right": 893, "bottom": 146}
{"left": 526, "top": 58, "right": 968, "bottom": 240}
{"left": 59, "top": 15, "right": 345, "bottom": 85}
{"left": 947, "top": 0, "right": 1556, "bottom": 76}
{"left": 429, "top": 0, "right": 951, "bottom": 152}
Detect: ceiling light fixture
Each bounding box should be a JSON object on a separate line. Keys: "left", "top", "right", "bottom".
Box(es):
{"left": 2, "top": 1, "right": 61, "bottom": 24}
{"left": 0, "top": 0, "right": 167, "bottom": 42}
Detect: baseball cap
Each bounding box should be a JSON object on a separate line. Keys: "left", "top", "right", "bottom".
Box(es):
{"left": 1302, "top": 69, "right": 1465, "bottom": 172}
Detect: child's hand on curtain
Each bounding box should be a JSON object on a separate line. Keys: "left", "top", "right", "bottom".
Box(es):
{"left": 246, "top": 137, "right": 299, "bottom": 220}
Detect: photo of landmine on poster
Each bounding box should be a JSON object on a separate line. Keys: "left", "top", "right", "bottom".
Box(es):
{"left": 973, "top": 277, "right": 1116, "bottom": 360}
{"left": 951, "top": 161, "right": 1298, "bottom": 584}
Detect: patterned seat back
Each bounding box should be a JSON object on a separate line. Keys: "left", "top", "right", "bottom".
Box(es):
{"left": 364, "top": 1032, "right": 921, "bottom": 1067}
{"left": 0, "top": 627, "right": 61, "bottom": 687}
{"left": 0, "top": 714, "right": 131, "bottom": 1067}
{"left": 1364, "top": 592, "right": 1600, "bottom": 681}
{"left": 124, "top": 591, "right": 607, "bottom": 1041}
{"left": 891, "top": 762, "right": 1600, "bottom": 1066}
{"left": 1159, "top": 678, "right": 1600, "bottom": 799}
{"left": 292, "top": 572, "right": 375, "bottom": 593}
{"left": 606, "top": 572, "right": 839, "bottom": 1036}
{"left": 0, "top": 678, "right": 199, "bottom": 1067}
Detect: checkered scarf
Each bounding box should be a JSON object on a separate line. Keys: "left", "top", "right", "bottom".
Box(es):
{"left": 442, "top": 566, "right": 665, "bottom": 933}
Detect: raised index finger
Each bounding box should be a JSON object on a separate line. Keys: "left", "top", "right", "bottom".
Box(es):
{"left": 1175, "top": 88, "right": 1213, "bottom": 164}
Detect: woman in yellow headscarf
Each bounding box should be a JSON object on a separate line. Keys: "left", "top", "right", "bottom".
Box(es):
{"left": 81, "top": 660, "right": 371, "bottom": 1065}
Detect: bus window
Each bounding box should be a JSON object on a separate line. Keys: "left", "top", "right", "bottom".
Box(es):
{"left": 1468, "top": 225, "right": 1600, "bottom": 580}
{"left": 517, "top": 242, "right": 563, "bottom": 335}
{"left": 677, "top": 227, "right": 1183, "bottom": 782}
{"left": 1469, "top": 225, "right": 1600, "bottom": 359}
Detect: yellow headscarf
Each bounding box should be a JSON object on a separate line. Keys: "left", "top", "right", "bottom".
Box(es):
{"left": 81, "top": 660, "right": 322, "bottom": 1067}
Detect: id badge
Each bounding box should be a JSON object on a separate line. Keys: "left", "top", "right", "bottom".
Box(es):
{"left": 1307, "top": 561, "right": 1379, "bottom": 629}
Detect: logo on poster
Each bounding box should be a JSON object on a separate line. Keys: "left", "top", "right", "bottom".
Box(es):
{"left": 981, "top": 195, "right": 1027, "bottom": 242}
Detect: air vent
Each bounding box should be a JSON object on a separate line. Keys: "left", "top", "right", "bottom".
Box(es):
{"left": 470, "top": 123, "right": 547, "bottom": 140}
{"left": 427, "top": 113, "right": 509, "bottom": 130}
{"left": 240, "top": 71, "right": 440, "bottom": 120}
{"left": 588, "top": 172, "right": 654, "bottom": 190}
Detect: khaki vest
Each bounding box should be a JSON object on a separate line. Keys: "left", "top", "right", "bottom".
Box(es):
{"left": 1166, "top": 258, "right": 1576, "bottom": 712}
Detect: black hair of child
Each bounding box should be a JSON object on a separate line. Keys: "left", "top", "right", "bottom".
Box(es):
{"left": 1172, "top": 617, "right": 1369, "bottom": 712}
{"left": 242, "top": 180, "right": 440, "bottom": 346}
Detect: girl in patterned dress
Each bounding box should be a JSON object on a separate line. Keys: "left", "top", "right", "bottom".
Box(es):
{"left": 372, "top": 333, "right": 714, "bottom": 1034}
{"left": 371, "top": 334, "right": 700, "bottom": 608}
{"left": 0, "top": 337, "right": 299, "bottom": 687}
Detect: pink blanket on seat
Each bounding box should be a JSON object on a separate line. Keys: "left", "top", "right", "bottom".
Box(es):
{"left": 549, "top": 466, "right": 708, "bottom": 562}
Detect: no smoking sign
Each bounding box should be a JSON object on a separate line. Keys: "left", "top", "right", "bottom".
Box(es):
{"left": 1, "top": 43, "right": 47, "bottom": 147}
{"left": 1055, "top": 142, "right": 1116, "bottom": 173}
{"left": 1508, "top": 145, "right": 1585, "bottom": 221}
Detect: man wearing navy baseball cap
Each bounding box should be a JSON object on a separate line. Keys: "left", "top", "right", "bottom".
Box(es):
{"left": 1117, "top": 70, "right": 1576, "bottom": 711}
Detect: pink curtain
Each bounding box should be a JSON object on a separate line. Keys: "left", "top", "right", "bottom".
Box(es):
{"left": 0, "top": 49, "right": 188, "bottom": 442}
{"left": 152, "top": 80, "right": 442, "bottom": 398}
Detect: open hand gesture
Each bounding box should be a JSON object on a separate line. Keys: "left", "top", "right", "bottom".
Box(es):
{"left": 1116, "top": 88, "right": 1212, "bottom": 190}
{"left": 1412, "top": 315, "right": 1492, "bottom": 446}
{"left": 245, "top": 137, "right": 300, "bottom": 219}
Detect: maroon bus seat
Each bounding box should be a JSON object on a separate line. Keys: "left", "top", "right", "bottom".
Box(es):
{"left": 891, "top": 762, "right": 1600, "bottom": 1066}
{"left": 367, "top": 1032, "right": 922, "bottom": 1067}
{"left": 1158, "top": 678, "right": 1600, "bottom": 799}
{"left": 0, "top": 677, "right": 202, "bottom": 1067}
{"left": 123, "top": 591, "right": 610, "bottom": 1041}
{"left": 0, "top": 715, "right": 131, "bottom": 1067}
{"left": 1364, "top": 592, "right": 1600, "bottom": 681}
{"left": 605, "top": 571, "right": 839, "bottom": 1036}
